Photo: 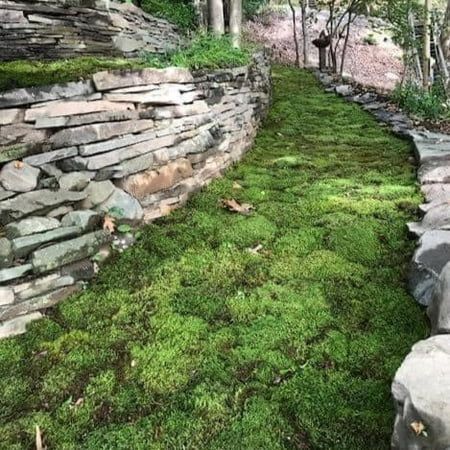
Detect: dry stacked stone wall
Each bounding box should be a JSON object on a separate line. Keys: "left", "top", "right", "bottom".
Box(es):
{"left": 0, "top": 0, "right": 182, "bottom": 61}
{"left": 0, "top": 51, "right": 271, "bottom": 338}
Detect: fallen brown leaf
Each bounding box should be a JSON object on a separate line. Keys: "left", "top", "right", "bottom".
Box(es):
{"left": 103, "top": 215, "right": 116, "bottom": 234}
{"left": 410, "top": 421, "right": 426, "bottom": 436}
{"left": 14, "top": 160, "right": 24, "bottom": 169}
{"left": 221, "top": 198, "right": 254, "bottom": 215}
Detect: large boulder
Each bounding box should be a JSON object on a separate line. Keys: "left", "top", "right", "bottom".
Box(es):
{"left": 392, "top": 335, "right": 450, "bottom": 450}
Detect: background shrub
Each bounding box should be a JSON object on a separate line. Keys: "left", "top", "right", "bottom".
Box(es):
{"left": 140, "top": 0, "right": 197, "bottom": 30}
{"left": 392, "top": 80, "right": 449, "bottom": 120}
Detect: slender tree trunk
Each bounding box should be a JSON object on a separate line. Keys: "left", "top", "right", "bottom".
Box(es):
{"left": 194, "top": 0, "right": 208, "bottom": 30}
{"left": 339, "top": 11, "right": 353, "bottom": 77}
{"left": 288, "top": 0, "right": 300, "bottom": 67}
{"left": 441, "top": 0, "right": 450, "bottom": 60}
{"left": 208, "top": 0, "right": 225, "bottom": 35}
{"left": 301, "top": 0, "right": 309, "bottom": 66}
{"left": 423, "top": 0, "right": 431, "bottom": 90}
{"left": 230, "top": 0, "right": 242, "bottom": 48}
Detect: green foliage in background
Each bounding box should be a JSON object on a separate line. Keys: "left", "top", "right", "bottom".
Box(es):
{"left": 0, "top": 67, "right": 427, "bottom": 450}
{"left": 244, "top": 0, "right": 269, "bottom": 19}
{"left": 393, "top": 80, "right": 449, "bottom": 120}
{"left": 144, "top": 34, "right": 251, "bottom": 70}
{"left": 140, "top": 0, "right": 197, "bottom": 30}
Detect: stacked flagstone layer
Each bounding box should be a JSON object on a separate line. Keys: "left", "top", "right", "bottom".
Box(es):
{"left": 0, "top": 51, "right": 271, "bottom": 338}
{"left": 0, "top": 0, "right": 182, "bottom": 61}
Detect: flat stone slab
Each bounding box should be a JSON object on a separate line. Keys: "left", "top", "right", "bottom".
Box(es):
{"left": 24, "top": 147, "right": 78, "bottom": 167}
{"left": 0, "top": 81, "right": 94, "bottom": 108}
{"left": 13, "top": 273, "right": 74, "bottom": 301}
{"left": 409, "top": 230, "right": 450, "bottom": 305}
{"left": 0, "top": 284, "right": 82, "bottom": 321}
{"left": 11, "top": 225, "right": 81, "bottom": 258}
{"left": 392, "top": 335, "right": 450, "bottom": 449}
{"left": 31, "top": 230, "right": 110, "bottom": 274}
{"left": 0, "top": 264, "right": 32, "bottom": 283}
{"left": 5, "top": 216, "right": 60, "bottom": 239}
{"left": 93, "top": 67, "right": 194, "bottom": 91}
{"left": 49, "top": 119, "right": 154, "bottom": 149}
{"left": 0, "top": 312, "right": 42, "bottom": 339}
{"left": 0, "top": 189, "right": 86, "bottom": 224}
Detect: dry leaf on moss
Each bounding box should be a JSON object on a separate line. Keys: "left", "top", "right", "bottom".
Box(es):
{"left": 103, "top": 215, "right": 116, "bottom": 234}
{"left": 221, "top": 198, "right": 254, "bottom": 215}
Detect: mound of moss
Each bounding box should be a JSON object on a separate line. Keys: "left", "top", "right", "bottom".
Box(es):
{"left": 0, "top": 67, "right": 427, "bottom": 449}
{"left": 0, "top": 36, "right": 251, "bottom": 91}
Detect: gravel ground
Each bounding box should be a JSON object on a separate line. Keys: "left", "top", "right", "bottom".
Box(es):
{"left": 245, "top": 8, "right": 404, "bottom": 91}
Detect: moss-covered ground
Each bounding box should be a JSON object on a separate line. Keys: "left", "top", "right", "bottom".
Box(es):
{"left": 0, "top": 67, "right": 428, "bottom": 449}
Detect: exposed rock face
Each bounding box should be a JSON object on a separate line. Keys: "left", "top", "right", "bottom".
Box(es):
{"left": 392, "top": 336, "right": 450, "bottom": 450}
{"left": 409, "top": 230, "right": 450, "bottom": 306}
{"left": 0, "top": 51, "right": 271, "bottom": 338}
{"left": 0, "top": 1, "right": 182, "bottom": 62}
{"left": 428, "top": 262, "right": 450, "bottom": 335}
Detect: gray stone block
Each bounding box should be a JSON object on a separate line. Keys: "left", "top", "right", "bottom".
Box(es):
{"left": 0, "top": 283, "right": 82, "bottom": 321}
{"left": 392, "top": 335, "right": 450, "bottom": 449}
{"left": 31, "top": 230, "right": 110, "bottom": 274}
{"left": 0, "top": 312, "right": 42, "bottom": 339}
{"left": 13, "top": 272, "right": 74, "bottom": 301}
{"left": 5, "top": 216, "right": 60, "bottom": 239}
{"left": 0, "top": 161, "right": 40, "bottom": 192}
{"left": 0, "top": 238, "right": 13, "bottom": 268}
{"left": 0, "top": 264, "right": 32, "bottom": 283}
{"left": 0, "top": 189, "right": 86, "bottom": 224}
{"left": 58, "top": 172, "right": 91, "bottom": 191}
{"left": 409, "top": 230, "right": 450, "bottom": 305}
{"left": 0, "top": 81, "right": 94, "bottom": 108}
{"left": 61, "top": 210, "right": 100, "bottom": 231}
{"left": 11, "top": 225, "right": 81, "bottom": 258}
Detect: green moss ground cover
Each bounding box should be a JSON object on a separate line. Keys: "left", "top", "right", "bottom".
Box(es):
{"left": 0, "top": 67, "right": 427, "bottom": 449}
{"left": 0, "top": 36, "right": 251, "bottom": 92}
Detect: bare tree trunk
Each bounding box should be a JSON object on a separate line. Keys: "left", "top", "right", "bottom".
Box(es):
{"left": 441, "top": 0, "right": 450, "bottom": 60}
{"left": 423, "top": 0, "right": 431, "bottom": 90}
{"left": 288, "top": 0, "right": 300, "bottom": 67}
{"left": 301, "top": 0, "right": 309, "bottom": 66}
{"left": 339, "top": 10, "right": 353, "bottom": 77}
{"left": 230, "top": 0, "right": 242, "bottom": 48}
{"left": 208, "top": 0, "right": 225, "bottom": 35}
{"left": 194, "top": 0, "right": 208, "bottom": 30}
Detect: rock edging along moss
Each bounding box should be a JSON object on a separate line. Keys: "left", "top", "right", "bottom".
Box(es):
{"left": 318, "top": 72, "right": 450, "bottom": 450}
{"left": 0, "top": 0, "right": 183, "bottom": 62}
{"left": 0, "top": 50, "right": 271, "bottom": 338}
